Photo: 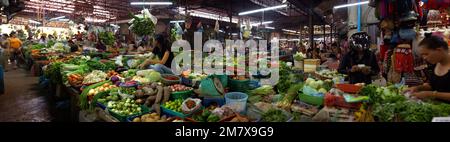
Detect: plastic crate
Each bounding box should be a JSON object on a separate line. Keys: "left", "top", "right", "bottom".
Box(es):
{"left": 170, "top": 90, "right": 193, "bottom": 100}
{"left": 298, "top": 93, "right": 324, "bottom": 106}
{"left": 107, "top": 105, "right": 150, "bottom": 122}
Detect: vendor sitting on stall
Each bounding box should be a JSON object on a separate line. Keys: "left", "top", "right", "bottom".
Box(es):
{"left": 406, "top": 34, "right": 450, "bottom": 102}
{"left": 139, "top": 34, "right": 174, "bottom": 74}
{"left": 338, "top": 32, "right": 379, "bottom": 84}
{"left": 322, "top": 54, "right": 340, "bottom": 70}
{"left": 68, "top": 39, "right": 79, "bottom": 52}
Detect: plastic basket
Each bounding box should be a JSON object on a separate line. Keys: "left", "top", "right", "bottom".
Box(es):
{"left": 160, "top": 105, "right": 195, "bottom": 119}
{"left": 202, "top": 96, "right": 225, "bottom": 107}
{"left": 199, "top": 77, "right": 221, "bottom": 96}
{"left": 298, "top": 93, "right": 324, "bottom": 106}
{"left": 324, "top": 93, "right": 361, "bottom": 109}
{"left": 181, "top": 76, "right": 201, "bottom": 87}
{"left": 213, "top": 74, "right": 228, "bottom": 88}
{"left": 229, "top": 78, "right": 250, "bottom": 92}
{"left": 225, "top": 92, "right": 248, "bottom": 113}
{"left": 108, "top": 105, "right": 150, "bottom": 122}
{"left": 336, "top": 84, "right": 362, "bottom": 94}
{"left": 161, "top": 74, "right": 181, "bottom": 85}
{"left": 170, "top": 90, "right": 193, "bottom": 100}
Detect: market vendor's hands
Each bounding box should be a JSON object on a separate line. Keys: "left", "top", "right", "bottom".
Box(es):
{"left": 138, "top": 60, "right": 150, "bottom": 69}
{"left": 411, "top": 91, "right": 434, "bottom": 99}
{"left": 361, "top": 67, "right": 371, "bottom": 75}
{"left": 350, "top": 65, "right": 360, "bottom": 73}
{"left": 403, "top": 86, "right": 419, "bottom": 94}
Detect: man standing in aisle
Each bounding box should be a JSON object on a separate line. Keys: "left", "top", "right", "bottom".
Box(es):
{"left": 183, "top": 17, "right": 195, "bottom": 48}
{"left": 8, "top": 32, "right": 22, "bottom": 70}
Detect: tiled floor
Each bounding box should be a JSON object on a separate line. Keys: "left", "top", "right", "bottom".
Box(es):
{"left": 0, "top": 65, "right": 53, "bottom": 122}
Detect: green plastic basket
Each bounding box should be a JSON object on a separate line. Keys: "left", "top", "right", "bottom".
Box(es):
{"left": 160, "top": 105, "right": 191, "bottom": 119}
{"left": 298, "top": 93, "right": 324, "bottom": 106}
{"left": 212, "top": 74, "right": 228, "bottom": 88}
{"left": 170, "top": 90, "right": 193, "bottom": 100}
{"left": 108, "top": 105, "right": 150, "bottom": 122}
{"left": 199, "top": 77, "right": 222, "bottom": 96}
{"left": 229, "top": 78, "right": 250, "bottom": 92}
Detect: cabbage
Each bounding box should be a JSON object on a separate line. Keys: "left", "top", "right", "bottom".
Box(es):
{"left": 309, "top": 81, "right": 319, "bottom": 89}
{"left": 316, "top": 80, "right": 324, "bottom": 88}
{"left": 318, "top": 88, "right": 328, "bottom": 94}
{"left": 148, "top": 71, "right": 161, "bottom": 82}
{"left": 305, "top": 78, "right": 315, "bottom": 86}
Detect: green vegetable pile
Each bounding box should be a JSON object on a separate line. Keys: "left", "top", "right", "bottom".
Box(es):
{"left": 248, "top": 85, "right": 276, "bottom": 103}
{"left": 120, "top": 87, "right": 137, "bottom": 95}
{"left": 80, "top": 81, "right": 110, "bottom": 110}
{"left": 85, "top": 60, "right": 116, "bottom": 72}
{"left": 47, "top": 40, "right": 56, "bottom": 48}
{"left": 98, "top": 32, "right": 116, "bottom": 46}
{"left": 261, "top": 109, "right": 288, "bottom": 122}
{"left": 31, "top": 44, "right": 46, "bottom": 50}
{"left": 129, "top": 14, "right": 155, "bottom": 36}
{"left": 107, "top": 98, "right": 142, "bottom": 116}
{"left": 162, "top": 99, "right": 183, "bottom": 113}
{"left": 364, "top": 85, "right": 450, "bottom": 122}
{"left": 44, "top": 62, "right": 63, "bottom": 84}
{"left": 192, "top": 110, "right": 220, "bottom": 122}
{"left": 276, "top": 62, "right": 302, "bottom": 94}
{"left": 122, "top": 69, "right": 137, "bottom": 78}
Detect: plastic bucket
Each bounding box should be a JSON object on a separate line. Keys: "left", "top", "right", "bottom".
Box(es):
{"left": 225, "top": 92, "right": 248, "bottom": 113}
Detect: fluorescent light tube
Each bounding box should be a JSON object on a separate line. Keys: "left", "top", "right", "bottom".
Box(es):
{"left": 334, "top": 1, "right": 369, "bottom": 9}
{"left": 170, "top": 20, "right": 185, "bottom": 23}
{"left": 130, "top": 2, "right": 173, "bottom": 5}
{"left": 239, "top": 4, "right": 287, "bottom": 15}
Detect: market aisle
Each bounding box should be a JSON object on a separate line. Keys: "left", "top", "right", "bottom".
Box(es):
{"left": 0, "top": 65, "right": 52, "bottom": 122}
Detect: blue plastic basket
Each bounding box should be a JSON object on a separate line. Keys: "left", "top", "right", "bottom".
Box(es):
{"left": 202, "top": 96, "right": 225, "bottom": 107}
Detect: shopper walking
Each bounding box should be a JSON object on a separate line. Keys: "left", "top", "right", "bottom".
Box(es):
{"left": 0, "top": 34, "right": 10, "bottom": 72}
{"left": 405, "top": 34, "right": 450, "bottom": 102}
{"left": 8, "top": 32, "right": 22, "bottom": 70}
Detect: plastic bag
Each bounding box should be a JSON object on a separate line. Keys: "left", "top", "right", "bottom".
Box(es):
{"left": 181, "top": 98, "right": 202, "bottom": 114}
{"left": 302, "top": 86, "right": 318, "bottom": 96}
{"left": 115, "top": 55, "right": 123, "bottom": 66}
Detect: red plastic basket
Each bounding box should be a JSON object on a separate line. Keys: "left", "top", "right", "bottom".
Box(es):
{"left": 335, "top": 84, "right": 362, "bottom": 94}
{"left": 324, "top": 93, "right": 361, "bottom": 109}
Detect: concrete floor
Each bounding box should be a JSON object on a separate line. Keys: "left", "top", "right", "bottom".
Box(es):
{"left": 0, "top": 65, "right": 54, "bottom": 122}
